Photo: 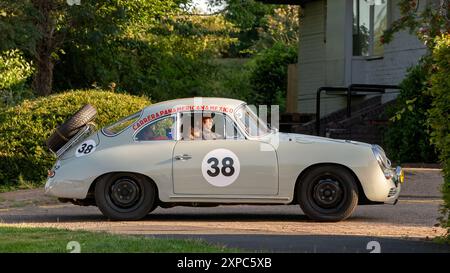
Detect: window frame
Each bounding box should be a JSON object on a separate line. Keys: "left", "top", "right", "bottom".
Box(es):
{"left": 132, "top": 114, "right": 177, "bottom": 142}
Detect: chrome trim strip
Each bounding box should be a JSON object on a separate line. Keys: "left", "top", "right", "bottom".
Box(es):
{"left": 169, "top": 195, "right": 290, "bottom": 201}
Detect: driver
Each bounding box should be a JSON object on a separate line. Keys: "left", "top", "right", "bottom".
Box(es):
{"left": 201, "top": 115, "right": 222, "bottom": 140}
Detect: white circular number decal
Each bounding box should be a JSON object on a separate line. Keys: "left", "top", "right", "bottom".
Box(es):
{"left": 201, "top": 149, "right": 240, "bottom": 187}
{"left": 75, "top": 140, "right": 96, "bottom": 157}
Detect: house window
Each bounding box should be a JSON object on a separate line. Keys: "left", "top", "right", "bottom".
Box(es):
{"left": 353, "top": 0, "right": 387, "bottom": 57}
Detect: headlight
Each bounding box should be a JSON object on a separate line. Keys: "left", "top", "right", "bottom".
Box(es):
{"left": 372, "top": 145, "right": 404, "bottom": 183}
{"left": 371, "top": 144, "right": 391, "bottom": 170}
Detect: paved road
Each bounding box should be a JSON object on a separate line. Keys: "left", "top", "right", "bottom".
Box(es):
{"left": 150, "top": 234, "right": 450, "bottom": 253}
{"left": 0, "top": 169, "right": 449, "bottom": 253}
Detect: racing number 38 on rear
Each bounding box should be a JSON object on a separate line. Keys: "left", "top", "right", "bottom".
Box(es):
{"left": 45, "top": 98, "right": 404, "bottom": 222}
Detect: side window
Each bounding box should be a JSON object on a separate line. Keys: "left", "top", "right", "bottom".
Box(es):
{"left": 224, "top": 115, "right": 244, "bottom": 140}
{"left": 103, "top": 111, "right": 141, "bottom": 136}
{"left": 179, "top": 111, "right": 244, "bottom": 141}
{"left": 134, "top": 116, "right": 175, "bottom": 141}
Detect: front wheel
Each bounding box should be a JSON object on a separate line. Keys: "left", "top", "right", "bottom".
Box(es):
{"left": 297, "top": 165, "right": 358, "bottom": 222}
{"left": 95, "top": 173, "right": 156, "bottom": 220}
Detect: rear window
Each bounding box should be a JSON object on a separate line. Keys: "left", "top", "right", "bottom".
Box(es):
{"left": 102, "top": 111, "right": 142, "bottom": 136}
{"left": 134, "top": 116, "right": 176, "bottom": 141}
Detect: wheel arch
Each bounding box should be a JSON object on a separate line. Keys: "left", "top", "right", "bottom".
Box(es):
{"left": 293, "top": 163, "right": 373, "bottom": 205}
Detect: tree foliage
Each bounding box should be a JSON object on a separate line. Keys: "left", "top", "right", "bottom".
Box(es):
{"left": 382, "top": 0, "right": 450, "bottom": 49}
{"left": 1, "top": 0, "right": 241, "bottom": 100}
{"left": 0, "top": 49, "right": 34, "bottom": 106}
{"left": 207, "top": 0, "right": 282, "bottom": 56}
{"left": 427, "top": 34, "right": 450, "bottom": 233}
{"left": 0, "top": 0, "right": 182, "bottom": 96}
{"left": 384, "top": 60, "right": 437, "bottom": 164}
{"left": 53, "top": 7, "right": 238, "bottom": 100}
{"left": 382, "top": 0, "right": 450, "bottom": 235}
{"left": 252, "top": 6, "right": 300, "bottom": 51}
{"left": 247, "top": 42, "right": 298, "bottom": 111}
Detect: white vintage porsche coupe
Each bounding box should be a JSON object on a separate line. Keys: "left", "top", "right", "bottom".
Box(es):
{"left": 45, "top": 97, "right": 404, "bottom": 221}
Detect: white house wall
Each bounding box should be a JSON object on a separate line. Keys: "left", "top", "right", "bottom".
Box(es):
{"left": 351, "top": 0, "right": 427, "bottom": 104}
{"left": 298, "top": 0, "right": 327, "bottom": 114}
{"left": 297, "top": 0, "right": 428, "bottom": 116}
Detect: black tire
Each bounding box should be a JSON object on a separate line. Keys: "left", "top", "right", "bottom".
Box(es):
{"left": 297, "top": 165, "right": 358, "bottom": 222}
{"left": 95, "top": 173, "right": 156, "bottom": 220}
{"left": 46, "top": 104, "right": 97, "bottom": 153}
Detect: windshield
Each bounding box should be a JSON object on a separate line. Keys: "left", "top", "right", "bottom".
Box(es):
{"left": 234, "top": 104, "right": 270, "bottom": 137}
{"left": 102, "top": 111, "right": 142, "bottom": 136}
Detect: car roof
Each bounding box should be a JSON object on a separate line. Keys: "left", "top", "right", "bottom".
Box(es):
{"left": 142, "top": 97, "right": 246, "bottom": 114}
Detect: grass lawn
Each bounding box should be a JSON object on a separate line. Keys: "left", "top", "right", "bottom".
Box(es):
{"left": 0, "top": 226, "right": 239, "bottom": 253}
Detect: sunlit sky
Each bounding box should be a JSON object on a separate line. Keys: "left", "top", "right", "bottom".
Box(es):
{"left": 191, "top": 0, "right": 208, "bottom": 12}
{"left": 190, "top": 0, "right": 224, "bottom": 14}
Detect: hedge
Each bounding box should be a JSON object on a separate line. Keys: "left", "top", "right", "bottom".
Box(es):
{"left": 0, "top": 90, "right": 151, "bottom": 187}
{"left": 384, "top": 61, "right": 438, "bottom": 164}
{"left": 427, "top": 35, "right": 450, "bottom": 232}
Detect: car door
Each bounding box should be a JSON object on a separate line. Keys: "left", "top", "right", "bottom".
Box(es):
{"left": 172, "top": 111, "right": 278, "bottom": 195}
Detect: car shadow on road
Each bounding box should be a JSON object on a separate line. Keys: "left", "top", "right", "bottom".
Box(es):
{"left": 1, "top": 212, "right": 314, "bottom": 223}
{"left": 0, "top": 207, "right": 384, "bottom": 223}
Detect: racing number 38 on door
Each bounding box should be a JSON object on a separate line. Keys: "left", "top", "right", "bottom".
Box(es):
{"left": 201, "top": 149, "right": 240, "bottom": 187}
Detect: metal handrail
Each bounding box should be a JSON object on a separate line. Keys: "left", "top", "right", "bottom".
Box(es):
{"left": 347, "top": 84, "right": 400, "bottom": 119}
{"left": 315, "top": 86, "right": 348, "bottom": 136}
{"left": 315, "top": 84, "right": 401, "bottom": 136}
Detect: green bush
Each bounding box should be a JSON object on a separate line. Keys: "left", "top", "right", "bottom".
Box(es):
{"left": 247, "top": 42, "right": 298, "bottom": 112}
{"left": 384, "top": 60, "right": 438, "bottom": 164}
{"left": 0, "top": 49, "right": 34, "bottom": 107}
{"left": 427, "top": 35, "right": 450, "bottom": 233}
{"left": 0, "top": 90, "right": 151, "bottom": 187}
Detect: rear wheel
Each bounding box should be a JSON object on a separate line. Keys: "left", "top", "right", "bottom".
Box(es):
{"left": 95, "top": 173, "right": 156, "bottom": 220}
{"left": 297, "top": 165, "right": 358, "bottom": 222}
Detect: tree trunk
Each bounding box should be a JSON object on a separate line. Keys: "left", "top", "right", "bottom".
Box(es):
{"left": 31, "top": 0, "right": 56, "bottom": 96}
{"left": 32, "top": 50, "right": 54, "bottom": 96}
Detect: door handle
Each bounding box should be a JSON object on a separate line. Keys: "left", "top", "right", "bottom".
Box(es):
{"left": 175, "top": 154, "right": 192, "bottom": 160}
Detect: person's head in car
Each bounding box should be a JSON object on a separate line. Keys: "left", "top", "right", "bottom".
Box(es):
{"left": 202, "top": 114, "right": 221, "bottom": 140}
{"left": 202, "top": 116, "right": 214, "bottom": 132}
